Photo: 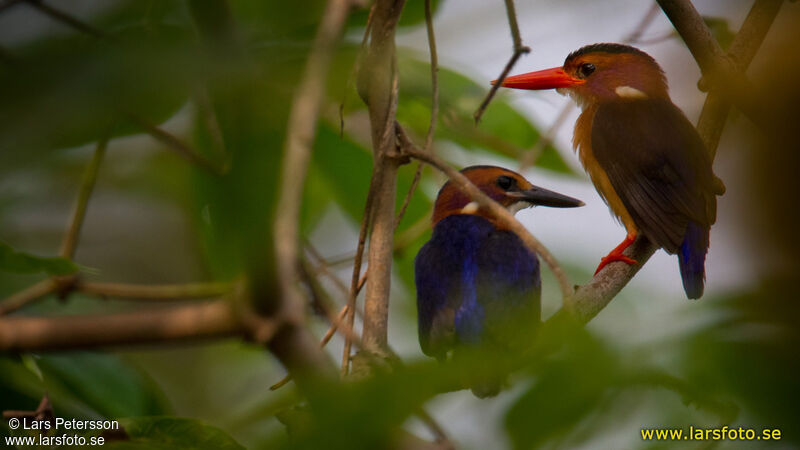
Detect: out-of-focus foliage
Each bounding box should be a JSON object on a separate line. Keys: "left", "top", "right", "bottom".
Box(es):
{"left": 107, "top": 417, "right": 246, "bottom": 450}
{"left": 0, "top": 241, "right": 78, "bottom": 275}
{"left": 1, "top": 1, "right": 799, "bottom": 449}
{"left": 702, "top": 16, "right": 736, "bottom": 51}
{"left": 397, "top": 54, "right": 572, "bottom": 174}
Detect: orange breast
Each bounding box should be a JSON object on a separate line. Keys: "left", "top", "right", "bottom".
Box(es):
{"left": 573, "top": 105, "right": 638, "bottom": 234}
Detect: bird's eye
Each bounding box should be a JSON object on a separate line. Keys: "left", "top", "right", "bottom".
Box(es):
{"left": 496, "top": 175, "right": 515, "bottom": 190}
{"left": 578, "top": 62, "right": 595, "bottom": 78}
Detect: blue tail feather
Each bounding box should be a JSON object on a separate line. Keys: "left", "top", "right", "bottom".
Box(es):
{"left": 678, "top": 221, "right": 708, "bottom": 299}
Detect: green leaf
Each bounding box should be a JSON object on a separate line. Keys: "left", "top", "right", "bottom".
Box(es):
{"left": 397, "top": 54, "right": 575, "bottom": 175}
{"left": 702, "top": 16, "right": 736, "bottom": 51}
{"left": 505, "top": 324, "right": 618, "bottom": 449}
{"left": 0, "top": 22, "right": 197, "bottom": 168}
{"left": 0, "top": 241, "right": 78, "bottom": 275}
{"left": 348, "top": 0, "right": 442, "bottom": 30}
{"left": 36, "top": 353, "right": 172, "bottom": 419}
{"left": 107, "top": 417, "right": 245, "bottom": 450}
{"left": 304, "top": 124, "right": 433, "bottom": 233}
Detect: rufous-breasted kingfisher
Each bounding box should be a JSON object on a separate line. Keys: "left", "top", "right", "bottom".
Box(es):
{"left": 496, "top": 43, "right": 725, "bottom": 299}
{"left": 415, "top": 165, "right": 583, "bottom": 396}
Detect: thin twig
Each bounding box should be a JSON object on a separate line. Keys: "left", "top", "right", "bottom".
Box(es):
{"left": 0, "top": 0, "right": 24, "bottom": 14}
{"left": 25, "top": 0, "right": 115, "bottom": 41}
{"left": 398, "top": 125, "right": 575, "bottom": 300}
{"left": 60, "top": 138, "right": 108, "bottom": 259}
{"left": 473, "top": 0, "right": 530, "bottom": 123}
{"left": 394, "top": 0, "right": 440, "bottom": 229}
{"left": 269, "top": 304, "right": 349, "bottom": 390}
{"left": 274, "top": 0, "right": 351, "bottom": 334}
{"left": 0, "top": 279, "right": 56, "bottom": 316}
{"left": 1, "top": 138, "right": 108, "bottom": 316}
{"left": 339, "top": 2, "right": 376, "bottom": 136}
{"left": 126, "top": 113, "right": 225, "bottom": 174}
{"left": 518, "top": 102, "right": 572, "bottom": 171}
{"left": 342, "top": 171, "right": 379, "bottom": 375}
{"left": 622, "top": 3, "right": 661, "bottom": 43}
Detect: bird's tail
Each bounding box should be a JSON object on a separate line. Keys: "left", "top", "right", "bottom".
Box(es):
{"left": 678, "top": 221, "right": 709, "bottom": 299}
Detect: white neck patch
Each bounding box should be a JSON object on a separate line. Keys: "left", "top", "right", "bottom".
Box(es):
{"left": 461, "top": 201, "right": 479, "bottom": 214}
{"left": 506, "top": 201, "right": 529, "bottom": 215}
{"left": 615, "top": 86, "right": 648, "bottom": 99}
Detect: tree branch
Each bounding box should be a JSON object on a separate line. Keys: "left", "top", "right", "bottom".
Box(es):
{"left": 655, "top": 0, "right": 777, "bottom": 132}
{"left": 125, "top": 113, "right": 226, "bottom": 175}
{"left": 0, "top": 300, "right": 255, "bottom": 351}
{"left": 60, "top": 138, "right": 108, "bottom": 259}
{"left": 274, "top": 0, "right": 351, "bottom": 345}
{"left": 394, "top": 0, "right": 439, "bottom": 229}
{"left": 473, "top": 0, "right": 530, "bottom": 123}
{"left": 357, "top": 0, "right": 408, "bottom": 355}
{"left": 24, "top": 0, "right": 115, "bottom": 41}
{"left": 695, "top": 0, "right": 783, "bottom": 158}
{"left": 342, "top": 171, "right": 378, "bottom": 374}
{"left": 0, "top": 279, "right": 56, "bottom": 316}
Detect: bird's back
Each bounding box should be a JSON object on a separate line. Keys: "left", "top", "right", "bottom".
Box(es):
{"left": 415, "top": 214, "right": 541, "bottom": 360}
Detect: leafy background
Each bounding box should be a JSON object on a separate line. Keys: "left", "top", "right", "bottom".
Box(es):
{"left": 1, "top": 0, "right": 799, "bottom": 449}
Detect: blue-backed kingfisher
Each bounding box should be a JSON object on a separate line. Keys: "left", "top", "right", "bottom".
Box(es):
{"left": 496, "top": 43, "right": 725, "bottom": 299}
{"left": 415, "top": 165, "right": 583, "bottom": 396}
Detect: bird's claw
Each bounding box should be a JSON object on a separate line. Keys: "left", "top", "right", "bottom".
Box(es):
{"left": 594, "top": 254, "right": 638, "bottom": 275}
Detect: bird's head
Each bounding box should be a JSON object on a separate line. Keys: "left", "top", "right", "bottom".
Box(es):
{"left": 432, "top": 165, "right": 583, "bottom": 226}
{"left": 494, "top": 43, "right": 668, "bottom": 108}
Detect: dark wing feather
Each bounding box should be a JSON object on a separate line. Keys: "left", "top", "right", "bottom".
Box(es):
{"left": 415, "top": 215, "right": 493, "bottom": 359}
{"left": 592, "top": 99, "right": 717, "bottom": 253}
{"left": 471, "top": 229, "right": 541, "bottom": 351}
{"left": 415, "top": 238, "right": 457, "bottom": 359}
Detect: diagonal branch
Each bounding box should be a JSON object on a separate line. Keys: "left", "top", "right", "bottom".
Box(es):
{"left": 60, "top": 137, "right": 108, "bottom": 259}
{"left": 24, "top": 0, "right": 115, "bottom": 41}
{"left": 274, "top": 0, "right": 351, "bottom": 337}
{"left": 126, "top": 113, "right": 226, "bottom": 175}
{"left": 655, "top": 0, "right": 777, "bottom": 133}
{"left": 695, "top": 0, "right": 783, "bottom": 158}
{"left": 473, "top": 0, "right": 530, "bottom": 123}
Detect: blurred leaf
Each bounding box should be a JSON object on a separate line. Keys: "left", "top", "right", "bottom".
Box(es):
{"left": 702, "top": 16, "right": 736, "bottom": 51}
{"left": 0, "top": 241, "right": 78, "bottom": 275}
{"left": 107, "top": 417, "right": 244, "bottom": 450}
{"left": 0, "top": 353, "right": 170, "bottom": 421}
{"left": 506, "top": 323, "right": 618, "bottom": 449}
{"left": 36, "top": 353, "right": 171, "bottom": 419}
{"left": 348, "top": 0, "right": 442, "bottom": 30}
{"left": 682, "top": 281, "right": 800, "bottom": 442}
{"left": 303, "top": 123, "right": 432, "bottom": 234}
{"left": 0, "top": 23, "right": 197, "bottom": 168}
{"left": 397, "top": 54, "right": 574, "bottom": 175}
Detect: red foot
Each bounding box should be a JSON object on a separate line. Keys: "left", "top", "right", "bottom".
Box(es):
{"left": 595, "top": 233, "right": 638, "bottom": 275}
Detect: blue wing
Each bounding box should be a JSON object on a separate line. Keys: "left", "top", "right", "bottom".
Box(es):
{"left": 415, "top": 215, "right": 541, "bottom": 359}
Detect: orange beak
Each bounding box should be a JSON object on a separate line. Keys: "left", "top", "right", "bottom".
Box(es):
{"left": 492, "top": 66, "right": 584, "bottom": 90}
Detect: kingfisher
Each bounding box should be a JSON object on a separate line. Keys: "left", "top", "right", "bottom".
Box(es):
{"left": 415, "top": 165, "right": 583, "bottom": 396}
{"left": 496, "top": 43, "right": 725, "bottom": 299}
